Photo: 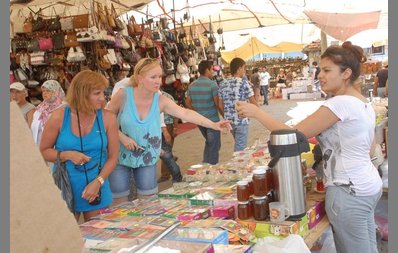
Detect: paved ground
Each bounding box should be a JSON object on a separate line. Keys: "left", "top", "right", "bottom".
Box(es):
{"left": 157, "top": 98, "right": 388, "bottom": 252}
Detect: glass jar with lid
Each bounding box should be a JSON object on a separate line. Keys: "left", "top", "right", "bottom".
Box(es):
{"left": 252, "top": 195, "right": 269, "bottom": 221}
{"left": 237, "top": 180, "right": 250, "bottom": 201}
{"left": 245, "top": 175, "right": 254, "bottom": 196}
{"left": 238, "top": 201, "right": 251, "bottom": 220}
{"left": 252, "top": 167, "right": 268, "bottom": 196}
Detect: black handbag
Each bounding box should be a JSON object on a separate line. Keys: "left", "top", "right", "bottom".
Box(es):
{"left": 27, "top": 39, "right": 40, "bottom": 52}
{"left": 48, "top": 15, "right": 62, "bottom": 31}
{"left": 76, "top": 109, "right": 103, "bottom": 206}
{"left": 53, "top": 151, "right": 74, "bottom": 212}
{"left": 32, "top": 11, "right": 47, "bottom": 32}
{"left": 52, "top": 32, "right": 65, "bottom": 50}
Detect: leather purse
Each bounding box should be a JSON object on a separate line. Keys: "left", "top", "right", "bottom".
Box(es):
{"left": 111, "top": 4, "right": 125, "bottom": 31}
{"left": 73, "top": 14, "right": 89, "bottom": 29}
{"left": 38, "top": 37, "right": 53, "bottom": 51}
{"left": 64, "top": 31, "right": 80, "bottom": 48}
{"left": 105, "top": 5, "right": 116, "bottom": 28}
{"left": 22, "top": 14, "right": 33, "bottom": 33}
{"left": 60, "top": 16, "right": 74, "bottom": 31}
{"left": 27, "top": 39, "right": 40, "bottom": 52}
{"left": 32, "top": 10, "right": 47, "bottom": 32}
{"left": 52, "top": 32, "right": 65, "bottom": 50}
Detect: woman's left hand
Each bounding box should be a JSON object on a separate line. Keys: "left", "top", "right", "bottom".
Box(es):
{"left": 213, "top": 119, "right": 232, "bottom": 133}
{"left": 82, "top": 180, "right": 101, "bottom": 203}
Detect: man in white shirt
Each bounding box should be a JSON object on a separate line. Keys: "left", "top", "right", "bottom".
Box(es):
{"left": 259, "top": 67, "right": 271, "bottom": 105}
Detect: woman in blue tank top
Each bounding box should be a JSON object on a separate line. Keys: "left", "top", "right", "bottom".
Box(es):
{"left": 40, "top": 70, "right": 119, "bottom": 222}
{"left": 107, "top": 58, "right": 232, "bottom": 205}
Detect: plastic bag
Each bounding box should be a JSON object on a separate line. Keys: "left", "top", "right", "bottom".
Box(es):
{"left": 253, "top": 235, "right": 311, "bottom": 253}
{"left": 52, "top": 151, "right": 74, "bottom": 212}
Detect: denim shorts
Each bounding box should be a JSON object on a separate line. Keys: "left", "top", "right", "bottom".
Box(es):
{"left": 108, "top": 164, "right": 158, "bottom": 197}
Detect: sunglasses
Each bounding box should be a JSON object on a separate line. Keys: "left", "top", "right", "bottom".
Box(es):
{"left": 136, "top": 58, "right": 158, "bottom": 74}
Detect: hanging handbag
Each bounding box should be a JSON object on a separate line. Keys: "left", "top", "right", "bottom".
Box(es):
{"left": 27, "top": 39, "right": 40, "bottom": 52}
{"left": 48, "top": 7, "right": 62, "bottom": 31}
{"left": 73, "top": 14, "right": 89, "bottom": 29}
{"left": 30, "top": 51, "right": 46, "bottom": 65}
{"left": 23, "top": 12, "right": 34, "bottom": 33}
{"left": 11, "top": 10, "right": 25, "bottom": 35}
{"left": 111, "top": 4, "right": 125, "bottom": 32}
{"left": 38, "top": 37, "right": 54, "bottom": 51}
{"left": 32, "top": 10, "right": 47, "bottom": 32}
{"left": 105, "top": 5, "right": 116, "bottom": 28}
{"left": 97, "top": 3, "right": 109, "bottom": 27}
{"left": 160, "top": 17, "right": 168, "bottom": 30}
{"left": 64, "top": 31, "right": 80, "bottom": 48}
{"left": 165, "top": 74, "right": 176, "bottom": 85}
{"left": 106, "top": 49, "right": 118, "bottom": 65}
{"left": 53, "top": 151, "right": 74, "bottom": 212}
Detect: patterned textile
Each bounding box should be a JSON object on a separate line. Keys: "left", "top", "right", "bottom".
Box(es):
{"left": 219, "top": 77, "right": 254, "bottom": 125}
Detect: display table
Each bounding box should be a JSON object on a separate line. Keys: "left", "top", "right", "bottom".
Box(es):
{"left": 304, "top": 216, "right": 330, "bottom": 248}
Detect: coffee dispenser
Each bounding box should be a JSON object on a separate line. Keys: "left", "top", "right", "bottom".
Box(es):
{"left": 268, "top": 129, "right": 310, "bottom": 220}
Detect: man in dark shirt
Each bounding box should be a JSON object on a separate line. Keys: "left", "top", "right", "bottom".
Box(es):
{"left": 250, "top": 68, "right": 260, "bottom": 104}
{"left": 373, "top": 59, "right": 388, "bottom": 98}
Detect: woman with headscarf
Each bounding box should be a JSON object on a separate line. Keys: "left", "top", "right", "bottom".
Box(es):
{"left": 31, "top": 80, "right": 65, "bottom": 145}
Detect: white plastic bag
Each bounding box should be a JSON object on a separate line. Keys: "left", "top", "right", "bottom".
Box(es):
{"left": 253, "top": 235, "right": 311, "bottom": 253}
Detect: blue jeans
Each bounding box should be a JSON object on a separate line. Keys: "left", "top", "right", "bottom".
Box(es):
{"left": 326, "top": 186, "right": 382, "bottom": 253}
{"left": 231, "top": 124, "right": 249, "bottom": 152}
{"left": 160, "top": 133, "right": 182, "bottom": 182}
{"left": 260, "top": 85, "right": 269, "bottom": 104}
{"left": 198, "top": 126, "right": 221, "bottom": 165}
{"left": 109, "top": 164, "right": 158, "bottom": 197}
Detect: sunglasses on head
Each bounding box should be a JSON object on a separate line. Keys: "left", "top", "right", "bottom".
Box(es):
{"left": 136, "top": 58, "right": 158, "bottom": 74}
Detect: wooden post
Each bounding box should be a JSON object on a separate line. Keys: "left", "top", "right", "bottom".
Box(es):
{"left": 320, "top": 30, "right": 328, "bottom": 54}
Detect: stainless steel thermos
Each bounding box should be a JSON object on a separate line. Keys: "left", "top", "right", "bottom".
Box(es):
{"left": 268, "top": 129, "right": 310, "bottom": 220}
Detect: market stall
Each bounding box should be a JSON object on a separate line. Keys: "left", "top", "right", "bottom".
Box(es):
{"left": 77, "top": 137, "right": 330, "bottom": 252}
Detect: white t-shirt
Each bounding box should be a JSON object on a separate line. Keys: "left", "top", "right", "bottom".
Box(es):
{"left": 111, "top": 78, "right": 131, "bottom": 97}
{"left": 259, "top": 71, "right": 270, "bottom": 86}
{"left": 317, "top": 95, "right": 382, "bottom": 196}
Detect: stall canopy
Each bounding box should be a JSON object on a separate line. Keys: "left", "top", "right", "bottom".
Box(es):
{"left": 221, "top": 37, "right": 303, "bottom": 63}
{"left": 303, "top": 10, "right": 381, "bottom": 41}
{"left": 10, "top": 0, "right": 152, "bottom": 21}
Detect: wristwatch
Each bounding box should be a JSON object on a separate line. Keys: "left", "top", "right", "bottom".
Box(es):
{"left": 96, "top": 176, "right": 104, "bottom": 186}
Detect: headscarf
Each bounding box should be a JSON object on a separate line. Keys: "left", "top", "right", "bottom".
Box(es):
{"left": 36, "top": 80, "right": 65, "bottom": 125}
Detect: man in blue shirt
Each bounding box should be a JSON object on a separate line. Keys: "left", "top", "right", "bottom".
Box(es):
{"left": 185, "top": 60, "right": 224, "bottom": 164}
{"left": 219, "top": 57, "right": 257, "bottom": 152}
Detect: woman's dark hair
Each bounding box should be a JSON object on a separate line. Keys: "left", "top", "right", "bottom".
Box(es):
{"left": 321, "top": 41, "right": 367, "bottom": 83}
{"left": 230, "top": 57, "right": 246, "bottom": 75}
{"left": 252, "top": 68, "right": 259, "bottom": 73}
{"left": 198, "top": 60, "right": 213, "bottom": 75}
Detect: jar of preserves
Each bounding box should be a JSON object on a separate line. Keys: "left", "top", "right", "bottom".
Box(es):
{"left": 237, "top": 180, "right": 250, "bottom": 201}
{"left": 252, "top": 195, "right": 269, "bottom": 221}
{"left": 252, "top": 168, "right": 268, "bottom": 196}
{"left": 245, "top": 175, "right": 254, "bottom": 196}
{"left": 238, "top": 201, "right": 251, "bottom": 220}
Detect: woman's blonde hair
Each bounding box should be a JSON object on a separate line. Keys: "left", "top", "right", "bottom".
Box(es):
{"left": 129, "top": 58, "right": 161, "bottom": 87}
{"left": 65, "top": 70, "right": 108, "bottom": 114}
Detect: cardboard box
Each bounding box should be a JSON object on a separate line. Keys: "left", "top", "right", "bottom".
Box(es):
{"left": 307, "top": 200, "right": 326, "bottom": 229}
{"left": 210, "top": 206, "right": 235, "bottom": 219}
{"left": 165, "top": 228, "right": 229, "bottom": 245}
{"left": 213, "top": 244, "right": 253, "bottom": 253}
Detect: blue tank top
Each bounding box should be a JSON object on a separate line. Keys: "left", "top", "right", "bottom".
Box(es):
{"left": 118, "top": 87, "right": 161, "bottom": 168}
{"left": 54, "top": 106, "right": 112, "bottom": 212}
